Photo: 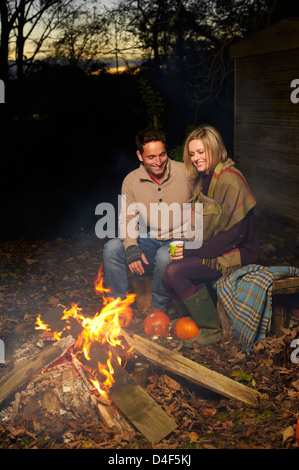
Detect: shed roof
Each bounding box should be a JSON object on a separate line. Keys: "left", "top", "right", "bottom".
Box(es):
{"left": 230, "top": 18, "right": 299, "bottom": 59}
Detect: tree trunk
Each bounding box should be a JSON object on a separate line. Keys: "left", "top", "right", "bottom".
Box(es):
{"left": 16, "top": 0, "right": 26, "bottom": 81}
{"left": 0, "top": 1, "right": 9, "bottom": 81}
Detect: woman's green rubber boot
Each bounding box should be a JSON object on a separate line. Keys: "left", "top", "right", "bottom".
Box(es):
{"left": 181, "top": 284, "right": 222, "bottom": 347}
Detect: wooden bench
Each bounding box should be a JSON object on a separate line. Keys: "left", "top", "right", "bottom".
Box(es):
{"left": 271, "top": 276, "right": 299, "bottom": 336}
{"left": 219, "top": 276, "right": 299, "bottom": 338}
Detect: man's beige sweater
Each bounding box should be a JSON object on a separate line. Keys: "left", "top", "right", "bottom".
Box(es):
{"left": 119, "top": 159, "right": 194, "bottom": 250}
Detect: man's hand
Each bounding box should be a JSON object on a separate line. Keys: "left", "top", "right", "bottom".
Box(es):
{"left": 126, "top": 245, "right": 149, "bottom": 275}
{"left": 128, "top": 253, "right": 149, "bottom": 275}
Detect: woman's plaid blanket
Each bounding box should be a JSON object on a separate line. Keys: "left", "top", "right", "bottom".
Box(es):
{"left": 215, "top": 264, "right": 299, "bottom": 352}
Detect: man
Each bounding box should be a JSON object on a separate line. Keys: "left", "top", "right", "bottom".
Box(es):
{"left": 103, "top": 128, "right": 193, "bottom": 310}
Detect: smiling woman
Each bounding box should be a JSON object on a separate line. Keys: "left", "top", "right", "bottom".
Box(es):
{"left": 162, "top": 124, "right": 259, "bottom": 347}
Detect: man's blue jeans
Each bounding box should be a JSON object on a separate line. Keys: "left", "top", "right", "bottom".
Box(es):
{"left": 103, "top": 236, "right": 185, "bottom": 309}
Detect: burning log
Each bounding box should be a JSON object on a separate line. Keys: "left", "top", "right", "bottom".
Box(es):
{"left": 0, "top": 335, "right": 75, "bottom": 406}
{"left": 71, "top": 354, "right": 134, "bottom": 435}
{"left": 35, "top": 305, "right": 83, "bottom": 340}
{"left": 34, "top": 305, "right": 178, "bottom": 444}
{"left": 75, "top": 338, "right": 177, "bottom": 444}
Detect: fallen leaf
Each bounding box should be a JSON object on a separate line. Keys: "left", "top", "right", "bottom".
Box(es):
{"left": 189, "top": 432, "right": 199, "bottom": 442}
{"left": 25, "top": 258, "right": 38, "bottom": 265}
{"left": 203, "top": 408, "right": 217, "bottom": 417}
{"left": 163, "top": 374, "right": 182, "bottom": 392}
{"left": 232, "top": 370, "right": 252, "bottom": 382}
{"left": 291, "top": 379, "right": 299, "bottom": 392}
{"left": 47, "top": 296, "right": 60, "bottom": 306}
{"left": 278, "top": 367, "right": 291, "bottom": 375}
{"left": 81, "top": 440, "right": 93, "bottom": 448}
{"left": 282, "top": 425, "right": 294, "bottom": 444}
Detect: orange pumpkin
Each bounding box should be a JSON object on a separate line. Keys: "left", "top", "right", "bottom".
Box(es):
{"left": 143, "top": 311, "right": 171, "bottom": 338}
{"left": 174, "top": 317, "right": 200, "bottom": 340}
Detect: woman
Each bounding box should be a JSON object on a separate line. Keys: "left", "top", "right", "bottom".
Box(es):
{"left": 162, "top": 125, "right": 259, "bottom": 346}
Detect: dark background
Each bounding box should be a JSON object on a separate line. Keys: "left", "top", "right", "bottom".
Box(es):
{"left": 0, "top": 0, "right": 297, "bottom": 242}
{"left": 0, "top": 63, "right": 234, "bottom": 241}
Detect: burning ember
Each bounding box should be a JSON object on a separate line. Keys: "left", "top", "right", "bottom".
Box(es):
{"left": 35, "top": 266, "right": 135, "bottom": 402}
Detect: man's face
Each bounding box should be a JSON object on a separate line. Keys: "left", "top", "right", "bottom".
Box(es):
{"left": 137, "top": 141, "right": 168, "bottom": 182}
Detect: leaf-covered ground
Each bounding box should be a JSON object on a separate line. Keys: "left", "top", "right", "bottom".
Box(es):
{"left": 0, "top": 235, "right": 298, "bottom": 450}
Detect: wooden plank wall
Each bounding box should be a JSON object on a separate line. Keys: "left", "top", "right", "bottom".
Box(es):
{"left": 234, "top": 48, "right": 299, "bottom": 227}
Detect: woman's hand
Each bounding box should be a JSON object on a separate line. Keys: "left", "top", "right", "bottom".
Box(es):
{"left": 169, "top": 247, "right": 184, "bottom": 261}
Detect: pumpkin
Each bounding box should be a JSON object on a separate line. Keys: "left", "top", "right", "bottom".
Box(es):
{"left": 174, "top": 317, "right": 200, "bottom": 340}
{"left": 143, "top": 311, "right": 171, "bottom": 338}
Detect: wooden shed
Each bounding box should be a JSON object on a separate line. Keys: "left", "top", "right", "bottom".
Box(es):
{"left": 230, "top": 18, "right": 299, "bottom": 249}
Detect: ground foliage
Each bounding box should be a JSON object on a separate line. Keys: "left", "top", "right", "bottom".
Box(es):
{"left": 0, "top": 234, "right": 298, "bottom": 450}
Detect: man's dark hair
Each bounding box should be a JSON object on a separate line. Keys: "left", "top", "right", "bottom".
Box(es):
{"left": 135, "top": 128, "right": 166, "bottom": 154}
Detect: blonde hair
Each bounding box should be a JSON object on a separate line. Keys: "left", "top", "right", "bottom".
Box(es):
{"left": 183, "top": 125, "right": 228, "bottom": 180}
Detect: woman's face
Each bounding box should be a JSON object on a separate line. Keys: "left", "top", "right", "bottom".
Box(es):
{"left": 189, "top": 139, "right": 209, "bottom": 173}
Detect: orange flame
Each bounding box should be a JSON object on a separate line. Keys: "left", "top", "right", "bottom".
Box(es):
{"left": 35, "top": 314, "right": 61, "bottom": 341}
{"left": 35, "top": 265, "right": 135, "bottom": 402}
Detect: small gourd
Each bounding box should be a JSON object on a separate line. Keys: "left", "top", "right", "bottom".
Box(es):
{"left": 174, "top": 317, "right": 200, "bottom": 340}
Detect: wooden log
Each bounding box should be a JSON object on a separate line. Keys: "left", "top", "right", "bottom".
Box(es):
{"left": 109, "top": 358, "right": 177, "bottom": 444}
{"left": 77, "top": 341, "right": 177, "bottom": 444}
{"left": 36, "top": 307, "right": 177, "bottom": 442}
{"left": 89, "top": 319, "right": 260, "bottom": 406}
{"left": 120, "top": 330, "right": 261, "bottom": 407}
{"left": 131, "top": 277, "right": 152, "bottom": 315}
{"left": 95, "top": 401, "right": 134, "bottom": 435}
{"left": 71, "top": 346, "right": 135, "bottom": 435}
{"left": 0, "top": 335, "right": 75, "bottom": 406}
